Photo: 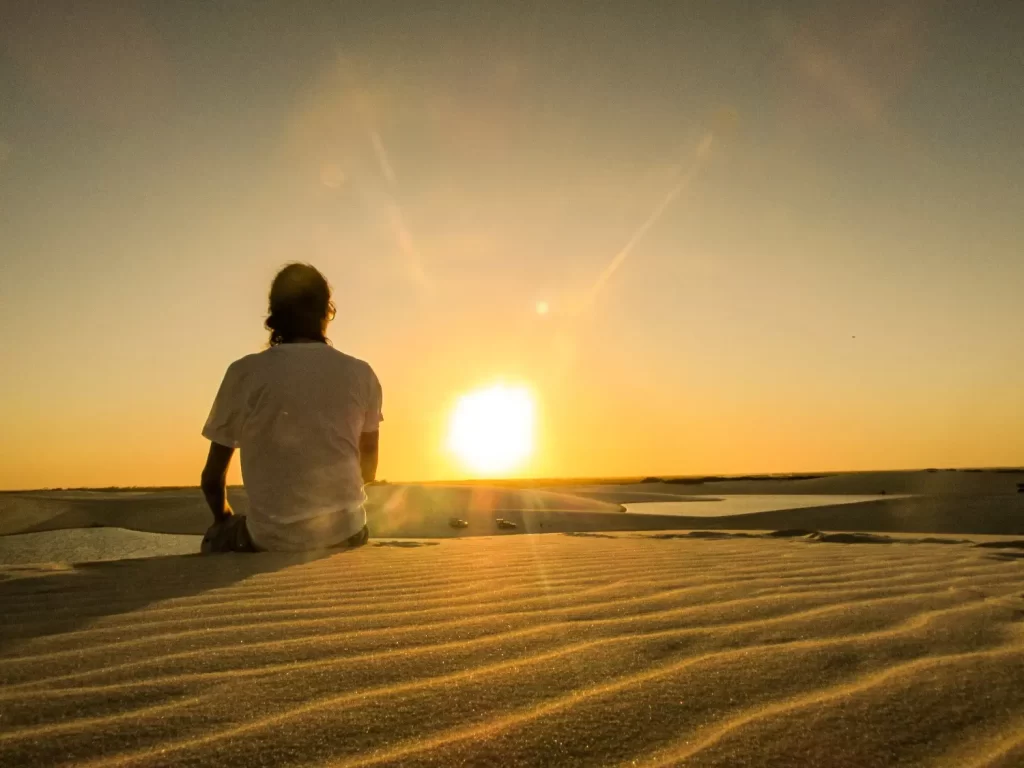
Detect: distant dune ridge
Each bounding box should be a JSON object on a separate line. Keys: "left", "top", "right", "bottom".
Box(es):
{"left": 1, "top": 534, "right": 1023, "bottom": 766}
{"left": 0, "top": 485, "right": 666, "bottom": 539}
{"left": 0, "top": 528, "right": 201, "bottom": 566}
{"left": 2, "top": 470, "right": 1022, "bottom": 544}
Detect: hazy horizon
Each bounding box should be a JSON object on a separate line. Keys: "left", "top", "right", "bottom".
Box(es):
{"left": 6, "top": 464, "right": 1024, "bottom": 495}
{"left": 2, "top": 1, "right": 1022, "bottom": 489}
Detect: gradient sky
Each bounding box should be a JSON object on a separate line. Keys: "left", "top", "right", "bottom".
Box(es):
{"left": 1, "top": 1, "right": 1022, "bottom": 489}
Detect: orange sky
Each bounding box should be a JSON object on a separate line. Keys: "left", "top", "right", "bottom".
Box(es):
{"left": 1, "top": 2, "right": 1022, "bottom": 489}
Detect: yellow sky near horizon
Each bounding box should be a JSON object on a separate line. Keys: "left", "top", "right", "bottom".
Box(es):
{"left": 1, "top": 2, "right": 1022, "bottom": 490}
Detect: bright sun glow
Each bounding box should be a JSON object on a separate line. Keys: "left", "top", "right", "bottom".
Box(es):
{"left": 448, "top": 385, "right": 535, "bottom": 476}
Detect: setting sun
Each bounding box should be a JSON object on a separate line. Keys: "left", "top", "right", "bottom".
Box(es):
{"left": 447, "top": 385, "right": 535, "bottom": 476}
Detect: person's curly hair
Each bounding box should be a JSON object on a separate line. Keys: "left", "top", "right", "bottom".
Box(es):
{"left": 265, "top": 263, "right": 336, "bottom": 346}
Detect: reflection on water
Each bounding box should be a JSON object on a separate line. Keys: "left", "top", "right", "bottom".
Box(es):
{"left": 625, "top": 494, "right": 900, "bottom": 518}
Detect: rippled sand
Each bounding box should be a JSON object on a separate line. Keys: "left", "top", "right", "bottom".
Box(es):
{"left": 2, "top": 533, "right": 1022, "bottom": 767}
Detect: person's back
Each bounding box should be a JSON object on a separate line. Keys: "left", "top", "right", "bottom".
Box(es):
{"left": 199, "top": 263, "right": 382, "bottom": 552}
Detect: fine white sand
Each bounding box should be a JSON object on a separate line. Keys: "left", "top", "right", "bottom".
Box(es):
{"left": 2, "top": 471, "right": 1023, "bottom": 764}
{"left": 1, "top": 533, "right": 1022, "bottom": 766}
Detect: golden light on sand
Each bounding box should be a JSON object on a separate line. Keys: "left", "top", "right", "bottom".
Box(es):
{"left": 448, "top": 384, "right": 535, "bottom": 476}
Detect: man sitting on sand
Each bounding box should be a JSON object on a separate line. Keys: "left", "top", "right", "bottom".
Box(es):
{"left": 199, "top": 263, "right": 383, "bottom": 552}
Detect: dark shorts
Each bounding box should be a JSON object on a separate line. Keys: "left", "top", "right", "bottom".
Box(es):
{"left": 201, "top": 515, "right": 369, "bottom": 554}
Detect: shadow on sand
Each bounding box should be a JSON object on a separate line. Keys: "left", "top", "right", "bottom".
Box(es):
{"left": 0, "top": 548, "right": 341, "bottom": 653}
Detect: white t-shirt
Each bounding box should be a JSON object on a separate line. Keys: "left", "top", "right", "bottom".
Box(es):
{"left": 202, "top": 343, "right": 382, "bottom": 551}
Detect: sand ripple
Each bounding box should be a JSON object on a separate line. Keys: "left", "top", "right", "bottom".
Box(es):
{"left": 1, "top": 535, "right": 1022, "bottom": 767}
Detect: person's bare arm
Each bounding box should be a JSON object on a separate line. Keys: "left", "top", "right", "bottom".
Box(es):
{"left": 201, "top": 442, "right": 235, "bottom": 522}
{"left": 359, "top": 430, "right": 379, "bottom": 485}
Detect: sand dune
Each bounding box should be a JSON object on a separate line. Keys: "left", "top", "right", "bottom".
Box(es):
{"left": 0, "top": 490, "right": 219, "bottom": 537}
{"left": 628, "top": 494, "right": 1024, "bottom": 537}
{"left": 549, "top": 468, "right": 1024, "bottom": 499}
{"left": 0, "top": 528, "right": 201, "bottom": 566}
{"left": 0, "top": 485, "right": 697, "bottom": 540}
{"left": 1, "top": 534, "right": 1022, "bottom": 766}
{"left": 5, "top": 478, "right": 1022, "bottom": 541}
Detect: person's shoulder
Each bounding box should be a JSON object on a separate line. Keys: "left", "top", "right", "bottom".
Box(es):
{"left": 227, "top": 350, "right": 266, "bottom": 373}
{"left": 221, "top": 352, "right": 260, "bottom": 376}
{"left": 326, "top": 348, "right": 379, "bottom": 381}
